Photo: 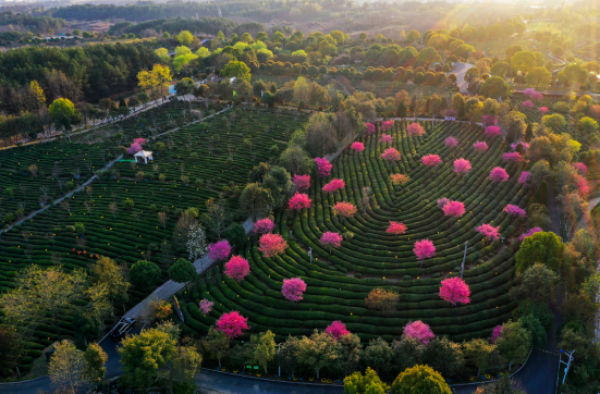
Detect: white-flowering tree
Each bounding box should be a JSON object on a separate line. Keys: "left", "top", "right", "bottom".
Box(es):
{"left": 186, "top": 223, "right": 207, "bottom": 261}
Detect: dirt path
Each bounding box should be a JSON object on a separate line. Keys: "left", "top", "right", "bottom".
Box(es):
{"left": 451, "top": 62, "right": 475, "bottom": 94}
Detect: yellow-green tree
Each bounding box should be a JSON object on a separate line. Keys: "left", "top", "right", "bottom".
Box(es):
{"left": 49, "top": 340, "right": 88, "bottom": 394}
{"left": 220, "top": 60, "right": 251, "bottom": 82}
{"left": 177, "top": 30, "right": 194, "bottom": 46}
{"left": 344, "top": 367, "right": 389, "bottom": 394}
{"left": 84, "top": 342, "right": 108, "bottom": 385}
{"left": 155, "top": 48, "right": 170, "bottom": 63}
{"left": 29, "top": 80, "right": 46, "bottom": 107}
{"left": 391, "top": 365, "right": 451, "bottom": 394}
{"left": 138, "top": 64, "right": 173, "bottom": 101}
{"left": 49, "top": 98, "right": 80, "bottom": 141}
{"left": 90, "top": 257, "right": 130, "bottom": 307}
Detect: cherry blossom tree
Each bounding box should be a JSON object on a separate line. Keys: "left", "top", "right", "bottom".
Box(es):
{"left": 282, "top": 278, "right": 306, "bottom": 302}
{"left": 403, "top": 321, "right": 435, "bottom": 345}
{"left": 502, "top": 152, "right": 524, "bottom": 163}
{"left": 381, "top": 147, "right": 401, "bottom": 167}
{"left": 390, "top": 173, "right": 410, "bottom": 186}
{"left": 437, "top": 198, "right": 450, "bottom": 209}
{"left": 489, "top": 167, "right": 509, "bottom": 182}
{"left": 572, "top": 162, "right": 588, "bottom": 174}
{"left": 386, "top": 221, "right": 407, "bottom": 241}
{"left": 454, "top": 158, "right": 472, "bottom": 176}
{"left": 258, "top": 233, "right": 288, "bottom": 257}
{"left": 491, "top": 325, "right": 503, "bottom": 343}
{"left": 485, "top": 126, "right": 502, "bottom": 138}
{"left": 322, "top": 179, "right": 345, "bottom": 194}
{"left": 224, "top": 255, "right": 251, "bottom": 283}
{"left": 314, "top": 157, "right": 332, "bottom": 177}
{"left": 523, "top": 88, "right": 543, "bottom": 100}
{"left": 539, "top": 107, "right": 548, "bottom": 114}
{"left": 365, "top": 123, "right": 376, "bottom": 135}
{"left": 575, "top": 174, "right": 590, "bottom": 196}
{"left": 351, "top": 142, "right": 365, "bottom": 152}
{"left": 439, "top": 277, "right": 471, "bottom": 306}
{"left": 442, "top": 201, "right": 465, "bottom": 220}
{"left": 445, "top": 136, "right": 458, "bottom": 148}
{"left": 380, "top": 134, "right": 393, "bottom": 145}
{"left": 503, "top": 204, "right": 527, "bottom": 217}
{"left": 476, "top": 223, "right": 501, "bottom": 241}
{"left": 519, "top": 227, "right": 542, "bottom": 241}
{"left": 481, "top": 115, "right": 497, "bottom": 126}
{"left": 522, "top": 100, "right": 534, "bottom": 109}
{"left": 332, "top": 202, "right": 357, "bottom": 223}
{"left": 325, "top": 321, "right": 350, "bottom": 340}
{"left": 380, "top": 120, "right": 394, "bottom": 132}
{"left": 293, "top": 174, "right": 311, "bottom": 191}
{"left": 422, "top": 154, "right": 442, "bottom": 167}
{"left": 320, "top": 232, "right": 343, "bottom": 254}
{"left": 407, "top": 123, "right": 426, "bottom": 137}
{"left": 127, "top": 144, "right": 142, "bottom": 155}
{"left": 216, "top": 311, "right": 249, "bottom": 339}
{"left": 414, "top": 239, "right": 436, "bottom": 261}
{"left": 473, "top": 141, "right": 489, "bottom": 152}
{"left": 288, "top": 192, "right": 311, "bottom": 210}
{"left": 254, "top": 218, "right": 275, "bottom": 234}
{"left": 208, "top": 240, "right": 231, "bottom": 262}
{"left": 199, "top": 299, "right": 214, "bottom": 315}
{"left": 518, "top": 171, "right": 531, "bottom": 186}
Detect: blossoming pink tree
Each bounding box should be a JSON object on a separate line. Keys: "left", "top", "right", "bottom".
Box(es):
{"left": 320, "top": 232, "right": 343, "bottom": 254}
{"left": 403, "top": 321, "right": 435, "bottom": 345}
{"left": 572, "top": 162, "right": 588, "bottom": 174}
{"left": 518, "top": 171, "right": 531, "bottom": 186}
{"left": 224, "top": 255, "right": 251, "bottom": 283}
{"left": 380, "top": 120, "right": 394, "bottom": 132}
{"left": 454, "top": 158, "right": 472, "bottom": 177}
{"left": 282, "top": 278, "right": 306, "bottom": 302}
{"left": 481, "top": 115, "right": 497, "bottom": 126}
{"left": 258, "top": 233, "right": 288, "bottom": 257}
{"left": 199, "top": 299, "right": 214, "bottom": 315}
{"left": 289, "top": 192, "right": 311, "bottom": 211}
{"left": 422, "top": 154, "right": 442, "bottom": 182}
{"left": 503, "top": 204, "right": 527, "bottom": 217}
{"left": 439, "top": 277, "right": 471, "bottom": 306}
{"left": 254, "top": 218, "right": 275, "bottom": 234}
{"left": 502, "top": 152, "right": 524, "bottom": 163}
{"left": 380, "top": 134, "right": 393, "bottom": 145}
{"left": 414, "top": 239, "right": 436, "bottom": 267}
{"left": 407, "top": 123, "right": 426, "bottom": 137}
{"left": 442, "top": 201, "right": 465, "bottom": 227}
{"left": 293, "top": 174, "right": 311, "bottom": 192}
{"left": 351, "top": 142, "right": 365, "bottom": 152}
{"left": 476, "top": 223, "right": 501, "bottom": 243}
{"left": 127, "top": 143, "right": 142, "bottom": 155}
{"left": 322, "top": 178, "right": 345, "bottom": 194}
{"left": 491, "top": 325, "right": 503, "bottom": 343}
{"left": 574, "top": 174, "right": 590, "bottom": 196}
{"left": 539, "top": 107, "right": 548, "bottom": 114}
{"left": 445, "top": 136, "right": 458, "bottom": 148}
{"left": 314, "top": 157, "right": 333, "bottom": 177}
{"left": 208, "top": 240, "right": 231, "bottom": 270}
{"left": 473, "top": 141, "right": 488, "bottom": 152}
{"left": 325, "top": 321, "right": 350, "bottom": 340}
{"left": 519, "top": 227, "right": 542, "bottom": 241}
{"left": 381, "top": 147, "right": 401, "bottom": 167}
{"left": 332, "top": 201, "right": 357, "bottom": 223}
{"left": 216, "top": 311, "right": 249, "bottom": 339}
{"left": 490, "top": 167, "right": 509, "bottom": 182}
{"left": 386, "top": 221, "right": 407, "bottom": 240}
{"left": 522, "top": 100, "right": 534, "bottom": 109}
{"left": 523, "top": 88, "right": 543, "bottom": 100}
{"left": 485, "top": 126, "right": 502, "bottom": 138}
{"left": 365, "top": 123, "right": 376, "bottom": 135}
{"left": 437, "top": 197, "right": 450, "bottom": 209}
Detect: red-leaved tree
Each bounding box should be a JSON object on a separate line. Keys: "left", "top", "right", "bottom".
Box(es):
{"left": 403, "top": 320, "right": 435, "bottom": 345}
{"left": 439, "top": 277, "right": 471, "bottom": 306}
{"left": 216, "top": 311, "right": 249, "bottom": 339}
{"left": 258, "top": 233, "right": 288, "bottom": 257}
{"left": 351, "top": 142, "right": 365, "bottom": 152}
{"left": 288, "top": 192, "right": 311, "bottom": 211}
{"left": 390, "top": 173, "right": 410, "bottom": 186}
{"left": 332, "top": 202, "right": 357, "bottom": 223}
{"left": 282, "top": 278, "right": 306, "bottom": 302}
{"left": 322, "top": 178, "right": 345, "bottom": 194}
{"left": 386, "top": 221, "right": 407, "bottom": 241}
{"left": 224, "top": 255, "right": 251, "bottom": 283}
{"left": 320, "top": 232, "right": 343, "bottom": 254}
{"left": 325, "top": 321, "right": 350, "bottom": 340}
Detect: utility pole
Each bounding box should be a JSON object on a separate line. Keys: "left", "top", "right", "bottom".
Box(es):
{"left": 460, "top": 241, "right": 468, "bottom": 278}
{"left": 559, "top": 349, "right": 575, "bottom": 385}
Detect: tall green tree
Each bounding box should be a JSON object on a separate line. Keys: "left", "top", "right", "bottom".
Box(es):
{"left": 129, "top": 260, "right": 161, "bottom": 293}
{"left": 49, "top": 98, "right": 80, "bottom": 142}
{"left": 363, "top": 337, "right": 393, "bottom": 374}
{"left": 516, "top": 232, "right": 565, "bottom": 273}
{"left": 495, "top": 321, "right": 531, "bottom": 370}
{"left": 84, "top": 342, "right": 108, "bottom": 386}
{"left": 169, "top": 258, "right": 197, "bottom": 291}
{"left": 296, "top": 330, "right": 343, "bottom": 379}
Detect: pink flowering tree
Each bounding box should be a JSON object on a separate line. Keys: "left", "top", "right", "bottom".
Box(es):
{"left": 502, "top": 152, "right": 524, "bottom": 163}
{"left": 485, "top": 126, "right": 502, "bottom": 138}
{"left": 381, "top": 147, "right": 401, "bottom": 167}
{"left": 390, "top": 173, "right": 410, "bottom": 186}
{"left": 490, "top": 167, "right": 509, "bottom": 183}
{"left": 503, "top": 204, "right": 527, "bottom": 217}
{"left": 439, "top": 277, "right": 471, "bottom": 306}
{"left": 414, "top": 239, "right": 436, "bottom": 267}
{"left": 351, "top": 142, "right": 365, "bottom": 152}
{"left": 539, "top": 107, "right": 548, "bottom": 114}
{"left": 320, "top": 232, "right": 343, "bottom": 254}
{"left": 491, "top": 325, "right": 503, "bottom": 343}
{"left": 380, "top": 134, "right": 393, "bottom": 145}
{"left": 127, "top": 143, "right": 142, "bottom": 155}
{"left": 481, "top": 115, "right": 497, "bottom": 126}
{"left": 325, "top": 321, "right": 350, "bottom": 340}
{"left": 209, "top": 240, "right": 231, "bottom": 270}
{"left": 407, "top": 123, "right": 426, "bottom": 137}
{"left": 289, "top": 192, "right": 311, "bottom": 211}
{"left": 575, "top": 174, "right": 590, "bottom": 196}
{"left": 437, "top": 198, "right": 450, "bottom": 209}
{"left": 314, "top": 157, "right": 333, "bottom": 177}
{"left": 282, "top": 278, "right": 306, "bottom": 302}
{"left": 518, "top": 171, "right": 531, "bottom": 187}
{"left": 322, "top": 178, "right": 345, "bottom": 194}
{"left": 476, "top": 223, "right": 501, "bottom": 243}
{"left": 380, "top": 120, "right": 394, "bottom": 132}
{"left": 199, "top": 299, "right": 214, "bottom": 315}
{"left": 224, "top": 255, "right": 251, "bottom": 283}
{"left": 572, "top": 162, "right": 588, "bottom": 174}
{"left": 522, "top": 100, "right": 534, "bottom": 109}
{"left": 403, "top": 321, "right": 435, "bottom": 345}
{"left": 524, "top": 88, "right": 543, "bottom": 100}
{"left": 445, "top": 136, "right": 458, "bottom": 148}
{"left": 442, "top": 201, "right": 465, "bottom": 227}
{"left": 473, "top": 141, "right": 489, "bottom": 152}
{"left": 293, "top": 174, "right": 311, "bottom": 191}
{"left": 254, "top": 218, "right": 275, "bottom": 234}
{"left": 387, "top": 221, "right": 407, "bottom": 241}
{"left": 422, "top": 154, "right": 442, "bottom": 182}
{"left": 216, "top": 311, "right": 249, "bottom": 339}
{"left": 454, "top": 158, "right": 472, "bottom": 177}
{"left": 332, "top": 201, "right": 357, "bottom": 223}
{"left": 519, "top": 227, "right": 542, "bottom": 241}
{"left": 365, "top": 123, "right": 376, "bottom": 135}
{"left": 258, "top": 233, "right": 288, "bottom": 258}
